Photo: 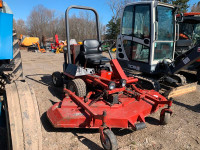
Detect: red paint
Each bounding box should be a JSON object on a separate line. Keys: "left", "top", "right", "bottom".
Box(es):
{"left": 47, "top": 86, "right": 171, "bottom": 128}
{"left": 177, "top": 12, "right": 200, "bottom": 17}
{"left": 47, "top": 58, "right": 172, "bottom": 140}
{"left": 100, "top": 70, "right": 112, "bottom": 80}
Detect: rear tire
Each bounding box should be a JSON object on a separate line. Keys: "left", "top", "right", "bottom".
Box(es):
{"left": 68, "top": 79, "right": 86, "bottom": 97}
{"left": 4, "top": 31, "right": 23, "bottom": 82}
{"left": 5, "top": 81, "right": 42, "bottom": 150}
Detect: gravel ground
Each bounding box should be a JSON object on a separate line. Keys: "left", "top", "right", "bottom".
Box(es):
{"left": 1, "top": 50, "right": 200, "bottom": 150}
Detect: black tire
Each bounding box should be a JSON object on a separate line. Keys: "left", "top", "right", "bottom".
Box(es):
{"left": 100, "top": 129, "right": 118, "bottom": 150}
{"left": 52, "top": 72, "right": 63, "bottom": 87}
{"left": 4, "top": 31, "right": 23, "bottom": 82}
{"left": 160, "top": 112, "right": 171, "bottom": 125}
{"left": 5, "top": 81, "right": 42, "bottom": 150}
{"left": 68, "top": 78, "right": 86, "bottom": 97}
{"left": 197, "top": 70, "right": 200, "bottom": 82}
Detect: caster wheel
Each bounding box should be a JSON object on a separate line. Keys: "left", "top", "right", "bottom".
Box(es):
{"left": 160, "top": 112, "right": 171, "bottom": 125}
{"left": 100, "top": 129, "right": 118, "bottom": 150}
{"left": 52, "top": 72, "right": 63, "bottom": 87}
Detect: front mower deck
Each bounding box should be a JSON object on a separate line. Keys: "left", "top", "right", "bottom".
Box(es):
{"left": 47, "top": 86, "right": 172, "bottom": 129}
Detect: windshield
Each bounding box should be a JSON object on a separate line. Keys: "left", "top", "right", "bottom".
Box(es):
{"left": 179, "top": 23, "right": 200, "bottom": 45}
{"left": 154, "top": 6, "right": 174, "bottom": 61}
{"left": 122, "top": 5, "right": 134, "bottom": 35}
{"left": 133, "top": 5, "right": 150, "bottom": 39}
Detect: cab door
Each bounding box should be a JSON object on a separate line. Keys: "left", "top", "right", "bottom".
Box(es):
{"left": 120, "top": 4, "right": 151, "bottom": 64}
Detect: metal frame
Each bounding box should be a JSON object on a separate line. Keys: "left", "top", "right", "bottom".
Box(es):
{"left": 48, "top": 58, "right": 172, "bottom": 129}
{"left": 65, "top": 6, "right": 101, "bottom": 64}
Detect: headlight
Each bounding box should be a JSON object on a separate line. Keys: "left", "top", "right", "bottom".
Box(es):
{"left": 120, "top": 79, "right": 126, "bottom": 87}
{"left": 108, "top": 81, "right": 116, "bottom": 90}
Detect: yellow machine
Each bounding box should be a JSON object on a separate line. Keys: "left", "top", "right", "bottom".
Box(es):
{"left": 55, "top": 45, "right": 64, "bottom": 54}
{"left": 20, "top": 37, "right": 39, "bottom": 47}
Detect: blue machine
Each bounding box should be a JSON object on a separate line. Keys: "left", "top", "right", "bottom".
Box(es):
{"left": 0, "top": 12, "right": 13, "bottom": 59}
{"left": 0, "top": 2, "right": 13, "bottom": 60}
{"left": 0, "top": 1, "right": 13, "bottom": 127}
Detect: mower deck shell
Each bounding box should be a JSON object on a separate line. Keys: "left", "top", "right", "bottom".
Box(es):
{"left": 47, "top": 90, "right": 167, "bottom": 129}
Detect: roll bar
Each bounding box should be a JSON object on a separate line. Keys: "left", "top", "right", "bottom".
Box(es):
{"left": 65, "top": 5, "right": 101, "bottom": 64}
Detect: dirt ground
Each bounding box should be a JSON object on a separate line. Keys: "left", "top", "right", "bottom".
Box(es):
{"left": 5, "top": 50, "right": 200, "bottom": 150}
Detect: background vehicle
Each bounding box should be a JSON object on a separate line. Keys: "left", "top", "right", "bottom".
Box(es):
{"left": 176, "top": 12, "right": 200, "bottom": 55}
{"left": 116, "top": 1, "right": 199, "bottom": 97}
{"left": 176, "top": 13, "right": 200, "bottom": 80}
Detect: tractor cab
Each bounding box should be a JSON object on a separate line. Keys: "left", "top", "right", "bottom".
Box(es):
{"left": 176, "top": 13, "right": 200, "bottom": 55}
{"left": 117, "top": 1, "right": 177, "bottom": 74}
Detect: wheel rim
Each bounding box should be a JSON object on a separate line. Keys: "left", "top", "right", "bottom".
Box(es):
{"left": 68, "top": 84, "right": 75, "bottom": 93}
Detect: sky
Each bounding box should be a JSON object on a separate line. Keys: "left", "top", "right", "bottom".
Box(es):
{"left": 5, "top": 0, "right": 199, "bottom": 25}
{"left": 6, "top": 0, "right": 113, "bottom": 25}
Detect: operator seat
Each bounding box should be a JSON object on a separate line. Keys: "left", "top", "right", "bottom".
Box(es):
{"left": 81, "top": 40, "right": 110, "bottom": 66}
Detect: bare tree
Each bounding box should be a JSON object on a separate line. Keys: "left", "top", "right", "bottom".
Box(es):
{"left": 107, "top": 0, "right": 135, "bottom": 22}
{"left": 14, "top": 19, "right": 28, "bottom": 38}
{"left": 191, "top": 2, "right": 200, "bottom": 12}
{"left": 20, "top": 4, "right": 105, "bottom": 43}
{"left": 13, "top": 19, "right": 16, "bottom": 30}
{"left": 67, "top": 11, "right": 105, "bottom": 42}
{"left": 27, "top": 5, "right": 55, "bottom": 41}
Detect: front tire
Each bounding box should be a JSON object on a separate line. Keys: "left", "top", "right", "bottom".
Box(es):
{"left": 160, "top": 112, "right": 171, "bottom": 125}
{"left": 68, "top": 79, "right": 86, "bottom": 97}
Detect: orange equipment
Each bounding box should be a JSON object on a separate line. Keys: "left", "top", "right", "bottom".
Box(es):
{"left": 0, "top": 0, "right": 3, "bottom": 8}
{"left": 33, "top": 42, "right": 46, "bottom": 53}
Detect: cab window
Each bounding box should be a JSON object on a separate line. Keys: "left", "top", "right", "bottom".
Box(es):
{"left": 122, "top": 5, "right": 134, "bottom": 35}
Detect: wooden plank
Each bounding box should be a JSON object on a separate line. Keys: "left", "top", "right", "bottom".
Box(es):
{"left": 166, "top": 82, "right": 197, "bottom": 98}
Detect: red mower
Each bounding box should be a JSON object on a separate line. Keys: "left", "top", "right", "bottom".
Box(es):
{"left": 47, "top": 6, "right": 173, "bottom": 150}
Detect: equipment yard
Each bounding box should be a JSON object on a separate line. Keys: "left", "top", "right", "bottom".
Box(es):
{"left": 1, "top": 50, "right": 198, "bottom": 150}
{"left": 0, "top": 1, "right": 200, "bottom": 150}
